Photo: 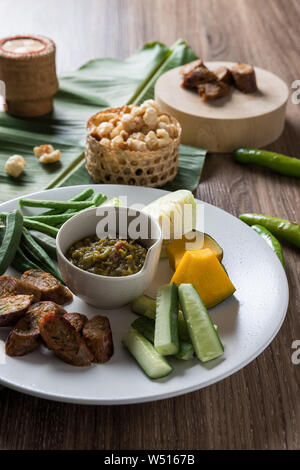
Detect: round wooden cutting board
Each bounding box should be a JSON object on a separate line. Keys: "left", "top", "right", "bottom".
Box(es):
{"left": 155, "top": 61, "right": 289, "bottom": 152}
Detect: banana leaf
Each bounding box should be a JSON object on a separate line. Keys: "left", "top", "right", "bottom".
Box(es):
{"left": 0, "top": 40, "right": 206, "bottom": 203}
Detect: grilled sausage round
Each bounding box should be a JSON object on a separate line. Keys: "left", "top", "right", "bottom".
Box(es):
{"left": 5, "top": 313, "right": 41, "bottom": 356}
{"left": 215, "top": 66, "right": 233, "bottom": 86}
{"left": 198, "top": 80, "right": 230, "bottom": 100}
{"left": 27, "top": 300, "right": 66, "bottom": 321}
{"left": 5, "top": 301, "right": 66, "bottom": 356}
{"left": 82, "top": 315, "right": 113, "bottom": 364}
{"left": 0, "top": 275, "right": 41, "bottom": 302}
{"left": 231, "top": 63, "right": 258, "bottom": 93}
{"left": 21, "top": 270, "right": 73, "bottom": 305}
{"left": 0, "top": 295, "right": 34, "bottom": 327}
{"left": 181, "top": 60, "right": 205, "bottom": 77}
{"left": 40, "top": 313, "right": 93, "bottom": 366}
{"left": 63, "top": 312, "right": 88, "bottom": 332}
{"left": 182, "top": 67, "right": 216, "bottom": 89}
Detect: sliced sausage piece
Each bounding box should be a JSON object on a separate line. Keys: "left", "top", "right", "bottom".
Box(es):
{"left": 6, "top": 301, "right": 66, "bottom": 356}
{"left": 50, "top": 285, "right": 72, "bottom": 305}
{"left": 0, "top": 275, "right": 41, "bottom": 302}
{"left": 215, "top": 66, "right": 233, "bottom": 86}
{"left": 63, "top": 312, "right": 87, "bottom": 332}
{"left": 40, "top": 313, "right": 93, "bottom": 366}
{"left": 82, "top": 315, "right": 113, "bottom": 364}
{"left": 0, "top": 295, "right": 34, "bottom": 327}
{"left": 181, "top": 66, "right": 216, "bottom": 89}
{"left": 5, "top": 313, "right": 41, "bottom": 356}
{"left": 21, "top": 270, "right": 73, "bottom": 305}
{"left": 27, "top": 301, "right": 66, "bottom": 320}
{"left": 198, "top": 80, "right": 230, "bottom": 100}
{"left": 181, "top": 60, "right": 204, "bottom": 77}
{"left": 231, "top": 63, "right": 257, "bottom": 93}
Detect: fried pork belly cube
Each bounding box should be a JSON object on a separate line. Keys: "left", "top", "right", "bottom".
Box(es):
{"left": 5, "top": 155, "right": 26, "bottom": 178}
{"left": 34, "top": 144, "right": 61, "bottom": 164}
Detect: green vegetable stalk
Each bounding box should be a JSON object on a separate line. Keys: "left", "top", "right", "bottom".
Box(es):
{"left": 240, "top": 213, "right": 300, "bottom": 250}
{"left": 19, "top": 199, "right": 94, "bottom": 211}
{"left": 40, "top": 188, "right": 95, "bottom": 216}
{"left": 29, "top": 231, "right": 57, "bottom": 260}
{"left": 23, "top": 218, "right": 59, "bottom": 238}
{"left": 61, "top": 189, "right": 95, "bottom": 216}
{"left": 21, "top": 228, "right": 64, "bottom": 283}
{"left": 12, "top": 246, "right": 44, "bottom": 273}
{"left": 92, "top": 194, "right": 107, "bottom": 207}
{"left": 0, "top": 210, "right": 23, "bottom": 275}
{"left": 26, "top": 212, "right": 77, "bottom": 226}
{"left": 28, "top": 194, "right": 107, "bottom": 227}
{"left": 235, "top": 148, "right": 300, "bottom": 178}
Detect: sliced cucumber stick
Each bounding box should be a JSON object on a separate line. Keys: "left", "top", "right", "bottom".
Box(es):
{"left": 123, "top": 327, "right": 173, "bottom": 379}
{"left": 132, "top": 317, "right": 195, "bottom": 361}
{"left": 178, "top": 309, "right": 190, "bottom": 342}
{"left": 131, "top": 295, "right": 191, "bottom": 342}
{"left": 131, "top": 295, "right": 156, "bottom": 320}
{"left": 154, "top": 283, "right": 179, "bottom": 355}
{"left": 178, "top": 284, "right": 224, "bottom": 362}
{"left": 131, "top": 317, "right": 155, "bottom": 343}
{"left": 175, "top": 341, "right": 194, "bottom": 361}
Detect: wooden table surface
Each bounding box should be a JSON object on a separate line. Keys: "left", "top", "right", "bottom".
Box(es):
{"left": 0, "top": 0, "right": 299, "bottom": 450}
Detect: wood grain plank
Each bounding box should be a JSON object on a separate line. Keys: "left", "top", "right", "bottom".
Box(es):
{"left": 0, "top": 0, "right": 299, "bottom": 451}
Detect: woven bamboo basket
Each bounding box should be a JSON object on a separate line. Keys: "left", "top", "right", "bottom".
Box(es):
{"left": 0, "top": 35, "right": 58, "bottom": 117}
{"left": 85, "top": 107, "right": 182, "bottom": 187}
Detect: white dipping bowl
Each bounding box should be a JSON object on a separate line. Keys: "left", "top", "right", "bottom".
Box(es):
{"left": 56, "top": 206, "right": 162, "bottom": 309}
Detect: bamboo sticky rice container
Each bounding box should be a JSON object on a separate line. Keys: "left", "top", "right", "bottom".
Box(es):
{"left": 0, "top": 35, "right": 59, "bottom": 117}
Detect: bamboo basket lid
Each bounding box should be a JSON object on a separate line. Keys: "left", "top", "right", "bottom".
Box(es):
{"left": 155, "top": 61, "right": 289, "bottom": 152}
{"left": 0, "top": 34, "right": 58, "bottom": 117}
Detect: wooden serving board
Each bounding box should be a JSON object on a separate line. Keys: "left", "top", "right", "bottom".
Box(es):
{"left": 155, "top": 61, "right": 289, "bottom": 152}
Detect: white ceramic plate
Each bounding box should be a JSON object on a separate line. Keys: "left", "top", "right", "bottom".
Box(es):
{"left": 0, "top": 185, "right": 289, "bottom": 404}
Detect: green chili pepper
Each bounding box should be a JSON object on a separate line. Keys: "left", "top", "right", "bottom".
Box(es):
{"left": 251, "top": 224, "right": 285, "bottom": 267}
{"left": 235, "top": 148, "right": 300, "bottom": 178}
{"left": 240, "top": 213, "right": 300, "bottom": 249}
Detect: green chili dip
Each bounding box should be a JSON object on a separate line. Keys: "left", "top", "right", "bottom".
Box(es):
{"left": 67, "top": 235, "right": 147, "bottom": 277}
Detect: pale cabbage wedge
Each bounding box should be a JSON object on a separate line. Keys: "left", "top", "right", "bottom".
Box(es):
{"left": 143, "top": 190, "right": 197, "bottom": 258}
